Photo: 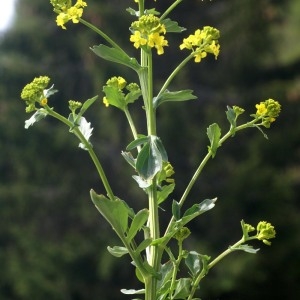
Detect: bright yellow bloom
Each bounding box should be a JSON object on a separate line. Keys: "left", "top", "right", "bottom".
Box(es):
{"left": 51, "top": 0, "right": 87, "bottom": 29}
{"left": 130, "top": 14, "right": 168, "bottom": 55}
{"left": 148, "top": 32, "right": 168, "bottom": 55}
{"left": 130, "top": 31, "right": 147, "bottom": 49}
{"left": 67, "top": 6, "right": 83, "bottom": 24}
{"left": 180, "top": 26, "right": 220, "bottom": 63}
{"left": 194, "top": 51, "right": 207, "bottom": 63}
{"left": 255, "top": 103, "right": 268, "bottom": 116}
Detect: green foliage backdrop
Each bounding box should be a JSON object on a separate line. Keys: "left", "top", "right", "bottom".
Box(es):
{"left": 0, "top": 0, "right": 299, "bottom": 299}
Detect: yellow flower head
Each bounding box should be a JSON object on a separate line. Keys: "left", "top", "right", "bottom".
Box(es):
{"left": 130, "top": 14, "right": 168, "bottom": 55}
{"left": 180, "top": 26, "right": 220, "bottom": 63}
{"left": 51, "top": 0, "right": 87, "bottom": 29}
{"left": 255, "top": 99, "right": 281, "bottom": 127}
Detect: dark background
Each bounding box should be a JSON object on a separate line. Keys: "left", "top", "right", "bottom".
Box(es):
{"left": 0, "top": 0, "right": 299, "bottom": 299}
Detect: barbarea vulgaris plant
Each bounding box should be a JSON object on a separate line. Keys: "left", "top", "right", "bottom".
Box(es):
{"left": 20, "top": 0, "right": 281, "bottom": 299}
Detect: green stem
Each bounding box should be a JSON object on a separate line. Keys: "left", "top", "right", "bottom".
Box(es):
{"left": 156, "top": 53, "right": 194, "bottom": 100}
{"left": 79, "top": 18, "right": 127, "bottom": 55}
{"left": 44, "top": 107, "right": 115, "bottom": 201}
{"left": 124, "top": 107, "right": 139, "bottom": 141}
{"left": 160, "top": 0, "right": 183, "bottom": 20}
{"left": 164, "top": 119, "right": 259, "bottom": 237}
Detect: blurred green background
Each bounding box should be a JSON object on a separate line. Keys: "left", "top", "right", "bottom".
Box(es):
{"left": 0, "top": 0, "right": 299, "bottom": 299}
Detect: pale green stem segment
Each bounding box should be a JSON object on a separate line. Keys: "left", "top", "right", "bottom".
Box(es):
{"left": 160, "top": 0, "right": 183, "bottom": 20}
{"left": 79, "top": 18, "right": 127, "bottom": 55}
{"left": 187, "top": 235, "right": 256, "bottom": 300}
{"left": 43, "top": 106, "right": 115, "bottom": 201}
{"left": 164, "top": 119, "right": 259, "bottom": 237}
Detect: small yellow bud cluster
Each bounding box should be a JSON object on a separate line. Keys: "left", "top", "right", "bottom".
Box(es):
{"left": 180, "top": 26, "right": 220, "bottom": 63}
{"left": 68, "top": 100, "right": 82, "bottom": 112}
{"left": 21, "top": 76, "right": 51, "bottom": 112}
{"left": 256, "top": 221, "right": 276, "bottom": 246}
{"left": 255, "top": 99, "right": 281, "bottom": 128}
{"left": 130, "top": 14, "right": 168, "bottom": 55}
{"left": 50, "top": 0, "right": 87, "bottom": 29}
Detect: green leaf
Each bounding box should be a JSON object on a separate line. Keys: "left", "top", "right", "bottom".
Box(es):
{"left": 157, "top": 261, "right": 173, "bottom": 291}
{"left": 173, "top": 278, "right": 192, "bottom": 299}
{"left": 135, "top": 238, "right": 152, "bottom": 254}
{"left": 127, "top": 209, "right": 149, "bottom": 242}
{"left": 161, "top": 18, "right": 186, "bottom": 33}
{"left": 103, "top": 85, "right": 126, "bottom": 110}
{"left": 90, "top": 190, "right": 130, "bottom": 235}
{"left": 157, "top": 183, "right": 175, "bottom": 204}
{"left": 136, "top": 136, "right": 168, "bottom": 181}
{"left": 43, "top": 84, "right": 58, "bottom": 98}
{"left": 121, "top": 288, "right": 145, "bottom": 295}
{"left": 125, "top": 89, "right": 142, "bottom": 105}
{"left": 207, "top": 123, "right": 221, "bottom": 158}
{"left": 77, "top": 95, "right": 98, "bottom": 119}
{"left": 185, "top": 251, "right": 201, "bottom": 275}
{"left": 181, "top": 198, "right": 217, "bottom": 225}
{"left": 126, "top": 135, "right": 148, "bottom": 151}
{"left": 172, "top": 200, "right": 181, "bottom": 221}
{"left": 91, "top": 44, "right": 141, "bottom": 72}
{"left": 107, "top": 246, "right": 129, "bottom": 257}
{"left": 24, "top": 109, "right": 48, "bottom": 129}
{"left": 121, "top": 151, "right": 136, "bottom": 168}
{"left": 230, "top": 244, "right": 260, "bottom": 254}
{"left": 226, "top": 106, "right": 237, "bottom": 129}
{"left": 153, "top": 89, "right": 197, "bottom": 108}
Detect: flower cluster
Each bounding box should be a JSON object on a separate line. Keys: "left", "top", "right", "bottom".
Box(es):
{"left": 21, "top": 76, "right": 51, "bottom": 112}
{"left": 256, "top": 221, "right": 276, "bottom": 245}
{"left": 130, "top": 14, "right": 168, "bottom": 55}
{"left": 103, "top": 76, "right": 141, "bottom": 110}
{"left": 255, "top": 99, "right": 281, "bottom": 127}
{"left": 180, "top": 26, "right": 220, "bottom": 62}
{"left": 50, "top": 0, "right": 87, "bottom": 29}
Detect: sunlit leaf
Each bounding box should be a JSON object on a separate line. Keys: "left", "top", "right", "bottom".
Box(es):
{"left": 107, "top": 246, "right": 129, "bottom": 257}
{"left": 24, "top": 109, "right": 48, "bottom": 129}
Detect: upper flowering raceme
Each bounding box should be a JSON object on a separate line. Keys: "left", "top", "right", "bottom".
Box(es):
{"left": 21, "top": 76, "right": 51, "bottom": 112}
{"left": 50, "top": 0, "right": 87, "bottom": 29}
{"left": 180, "top": 26, "right": 220, "bottom": 62}
{"left": 130, "top": 14, "right": 168, "bottom": 55}
{"left": 255, "top": 99, "right": 281, "bottom": 128}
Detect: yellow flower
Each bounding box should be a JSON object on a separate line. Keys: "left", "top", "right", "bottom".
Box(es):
{"left": 180, "top": 26, "right": 220, "bottom": 63}
{"left": 56, "top": 13, "right": 68, "bottom": 29}
{"left": 148, "top": 32, "right": 168, "bottom": 55}
{"left": 67, "top": 6, "right": 83, "bottom": 24}
{"left": 130, "top": 31, "right": 147, "bottom": 49}
{"left": 52, "top": 0, "right": 87, "bottom": 29}
{"left": 194, "top": 51, "right": 207, "bottom": 63}
{"left": 255, "top": 103, "right": 268, "bottom": 116}
{"left": 130, "top": 14, "right": 168, "bottom": 54}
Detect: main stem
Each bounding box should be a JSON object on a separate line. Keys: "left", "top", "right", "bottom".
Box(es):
{"left": 143, "top": 49, "right": 160, "bottom": 300}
